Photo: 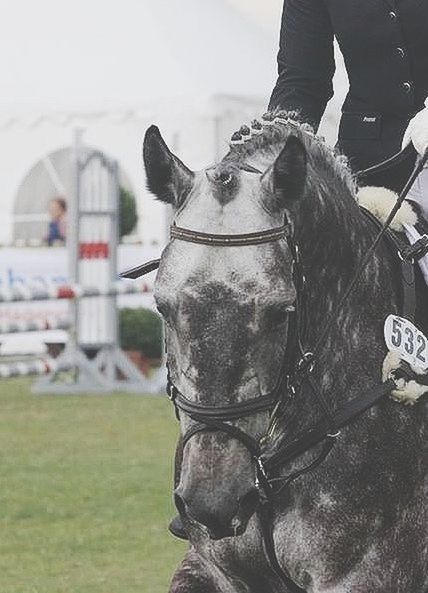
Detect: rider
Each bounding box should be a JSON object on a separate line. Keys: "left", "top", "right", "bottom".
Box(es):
{"left": 269, "top": 0, "right": 428, "bottom": 216}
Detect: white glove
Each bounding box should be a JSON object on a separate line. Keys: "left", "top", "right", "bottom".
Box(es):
{"left": 402, "top": 98, "right": 428, "bottom": 156}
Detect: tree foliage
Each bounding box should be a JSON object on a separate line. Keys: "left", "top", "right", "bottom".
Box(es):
{"left": 119, "top": 308, "right": 162, "bottom": 358}
{"left": 119, "top": 187, "right": 138, "bottom": 238}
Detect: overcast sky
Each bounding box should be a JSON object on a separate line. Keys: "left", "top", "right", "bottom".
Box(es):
{"left": 0, "top": 0, "right": 283, "bottom": 114}
{"left": 228, "top": 0, "right": 282, "bottom": 31}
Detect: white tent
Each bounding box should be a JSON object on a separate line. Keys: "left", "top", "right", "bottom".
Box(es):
{"left": 0, "top": 0, "right": 279, "bottom": 111}
{"left": 0, "top": 0, "right": 281, "bottom": 247}
{"left": 0, "top": 95, "right": 270, "bottom": 247}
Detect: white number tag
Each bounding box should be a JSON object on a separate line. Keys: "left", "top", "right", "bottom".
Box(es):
{"left": 384, "top": 315, "right": 428, "bottom": 371}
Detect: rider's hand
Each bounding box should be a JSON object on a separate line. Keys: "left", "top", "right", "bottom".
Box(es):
{"left": 402, "top": 98, "right": 428, "bottom": 156}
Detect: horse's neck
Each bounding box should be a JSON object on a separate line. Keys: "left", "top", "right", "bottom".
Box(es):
{"left": 294, "top": 187, "right": 398, "bottom": 389}
{"left": 274, "top": 191, "right": 398, "bottom": 442}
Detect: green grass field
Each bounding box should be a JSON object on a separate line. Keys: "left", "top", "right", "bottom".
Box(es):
{"left": 0, "top": 378, "right": 186, "bottom": 593}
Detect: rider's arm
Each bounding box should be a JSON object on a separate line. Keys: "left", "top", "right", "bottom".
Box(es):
{"left": 269, "top": 0, "right": 335, "bottom": 131}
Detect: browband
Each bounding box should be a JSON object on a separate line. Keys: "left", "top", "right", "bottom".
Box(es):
{"left": 119, "top": 224, "right": 289, "bottom": 279}
{"left": 170, "top": 224, "right": 289, "bottom": 247}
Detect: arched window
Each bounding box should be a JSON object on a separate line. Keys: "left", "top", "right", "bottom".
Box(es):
{"left": 13, "top": 147, "right": 134, "bottom": 245}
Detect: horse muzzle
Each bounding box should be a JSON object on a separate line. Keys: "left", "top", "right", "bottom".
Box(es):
{"left": 174, "top": 485, "right": 260, "bottom": 540}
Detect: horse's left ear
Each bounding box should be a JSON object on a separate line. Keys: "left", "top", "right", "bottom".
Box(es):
{"left": 261, "top": 135, "right": 307, "bottom": 211}
{"left": 143, "top": 125, "right": 194, "bottom": 207}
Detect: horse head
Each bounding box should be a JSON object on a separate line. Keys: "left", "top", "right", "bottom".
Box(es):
{"left": 143, "top": 121, "right": 309, "bottom": 540}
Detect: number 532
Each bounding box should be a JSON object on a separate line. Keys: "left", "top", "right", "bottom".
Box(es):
{"left": 385, "top": 315, "right": 428, "bottom": 371}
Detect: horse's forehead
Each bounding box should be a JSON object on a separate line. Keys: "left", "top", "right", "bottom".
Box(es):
{"left": 175, "top": 171, "right": 275, "bottom": 233}
{"left": 156, "top": 170, "right": 292, "bottom": 303}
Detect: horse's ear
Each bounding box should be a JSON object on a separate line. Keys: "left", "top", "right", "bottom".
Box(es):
{"left": 143, "top": 125, "right": 194, "bottom": 207}
{"left": 261, "top": 135, "right": 307, "bottom": 211}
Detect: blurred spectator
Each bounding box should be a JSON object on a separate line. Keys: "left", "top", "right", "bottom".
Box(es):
{"left": 46, "top": 197, "right": 67, "bottom": 246}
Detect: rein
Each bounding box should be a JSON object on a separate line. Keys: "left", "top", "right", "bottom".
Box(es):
{"left": 302, "top": 149, "right": 428, "bottom": 372}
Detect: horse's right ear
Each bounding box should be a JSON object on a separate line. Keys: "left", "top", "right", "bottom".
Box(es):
{"left": 143, "top": 125, "right": 194, "bottom": 207}
{"left": 261, "top": 135, "right": 307, "bottom": 212}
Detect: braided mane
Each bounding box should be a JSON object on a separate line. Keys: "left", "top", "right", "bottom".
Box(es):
{"left": 222, "top": 110, "right": 357, "bottom": 197}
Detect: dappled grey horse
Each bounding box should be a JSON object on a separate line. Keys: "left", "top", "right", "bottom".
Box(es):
{"left": 143, "top": 113, "right": 427, "bottom": 593}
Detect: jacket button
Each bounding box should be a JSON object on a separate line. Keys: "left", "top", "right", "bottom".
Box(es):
{"left": 389, "top": 10, "right": 398, "bottom": 20}
{"left": 402, "top": 81, "right": 413, "bottom": 93}
{"left": 396, "top": 47, "right": 405, "bottom": 58}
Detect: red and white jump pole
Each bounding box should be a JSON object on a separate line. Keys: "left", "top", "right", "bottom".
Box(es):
{"left": 0, "top": 359, "right": 57, "bottom": 379}
{"left": 0, "top": 281, "right": 151, "bottom": 304}
{"left": 30, "top": 132, "right": 162, "bottom": 394}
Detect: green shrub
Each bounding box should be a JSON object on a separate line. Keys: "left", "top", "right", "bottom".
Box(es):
{"left": 119, "top": 187, "right": 138, "bottom": 238}
{"left": 119, "top": 308, "right": 163, "bottom": 358}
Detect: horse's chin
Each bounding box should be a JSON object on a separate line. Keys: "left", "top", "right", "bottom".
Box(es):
{"left": 189, "top": 514, "right": 252, "bottom": 541}
{"left": 207, "top": 522, "right": 248, "bottom": 541}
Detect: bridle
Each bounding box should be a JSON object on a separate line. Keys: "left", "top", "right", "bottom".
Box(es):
{"left": 166, "top": 219, "right": 300, "bottom": 498}
{"left": 162, "top": 215, "right": 391, "bottom": 593}
{"left": 165, "top": 205, "right": 354, "bottom": 488}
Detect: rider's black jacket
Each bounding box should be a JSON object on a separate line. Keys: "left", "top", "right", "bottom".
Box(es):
{"left": 269, "top": 0, "right": 428, "bottom": 171}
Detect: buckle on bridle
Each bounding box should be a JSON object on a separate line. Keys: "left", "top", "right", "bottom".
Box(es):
{"left": 254, "top": 456, "right": 270, "bottom": 496}
{"left": 167, "top": 383, "right": 178, "bottom": 402}
{"left": 286, "top": 375, "right": 297, "bottom": 397}
{"left": 400, "top": 235, "right": 428, "bottom": 263}
{"left": 297, "top": 351, "right": 315, "bottom": 374}
{"left": 327, "top": 429, "right": 341, "bottom": 439}
{"left": 259, "top": 407, "right": 280, "bottom": 447}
